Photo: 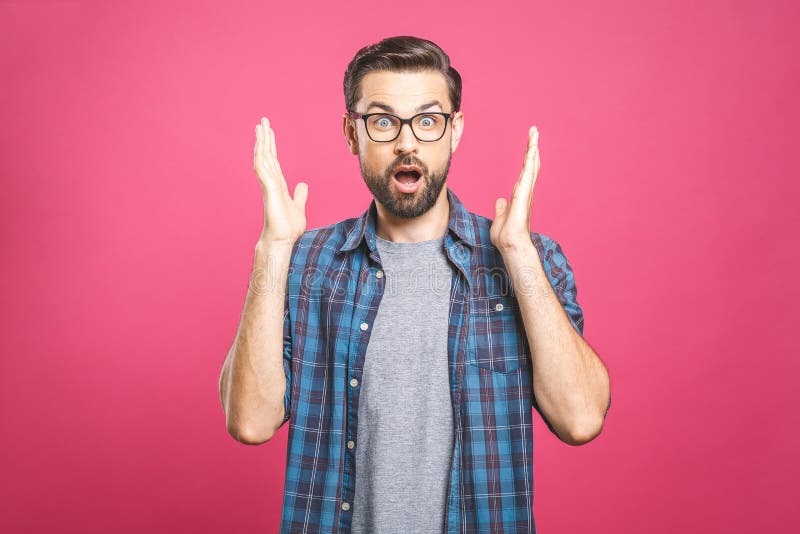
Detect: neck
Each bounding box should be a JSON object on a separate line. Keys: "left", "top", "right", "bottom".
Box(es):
{"left": 375, "top": 187, "right": 449, "bottom": 243}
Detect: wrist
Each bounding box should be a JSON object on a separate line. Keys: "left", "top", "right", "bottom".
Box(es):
{"left": 253, "top": 239, "right": 294, "bottom": 272}
{"left": 249, "top": 241, "right": 294, "bottom": 297}
{"left": 255, "top": 237, "right": 295, "bottom": 255}
{"left": 498, "top": 237, "right": 536, "bottom": 263}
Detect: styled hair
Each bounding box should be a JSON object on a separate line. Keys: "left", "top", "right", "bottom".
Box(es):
{"left": 343, "top": 36, "right": 462, "bottom": 113}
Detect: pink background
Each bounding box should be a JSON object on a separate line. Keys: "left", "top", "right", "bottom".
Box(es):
{"left": 2, "top": 0, "right": 797, "bottom": 532}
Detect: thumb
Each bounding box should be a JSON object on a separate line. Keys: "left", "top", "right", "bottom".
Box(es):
{"left": 494, "top": 197, "right": 507, "bottom": 219}
{"left": 293, "top": 182, "right": 309, "bottom": 211}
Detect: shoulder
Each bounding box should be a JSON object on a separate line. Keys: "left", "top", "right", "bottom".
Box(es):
{"left": 290, "top": 217, "right": 356, "bottom": 255}
{"left": 285, "top": 216, "right": 360, "bottom": 282}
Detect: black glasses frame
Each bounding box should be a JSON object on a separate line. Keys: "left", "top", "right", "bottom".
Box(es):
{"left": 348, "top": 111, "right": 455, "bottom": 142}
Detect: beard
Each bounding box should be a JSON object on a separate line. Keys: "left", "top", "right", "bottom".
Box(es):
{"left": 359, "top": 152, "right": 452, "bottom": 219}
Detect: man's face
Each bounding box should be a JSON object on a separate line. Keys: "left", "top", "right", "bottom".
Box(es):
{"left": 343, "top": 70, "right": 464, "bottom": 219}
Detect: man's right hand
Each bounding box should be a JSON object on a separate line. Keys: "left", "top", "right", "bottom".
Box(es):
{"left": 254, "top": 117, "right": 308, "bottom": 246}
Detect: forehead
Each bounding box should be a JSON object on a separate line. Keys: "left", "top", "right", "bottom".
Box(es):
{"left": 357, "top": 70, "right": 450, "bottom": 113}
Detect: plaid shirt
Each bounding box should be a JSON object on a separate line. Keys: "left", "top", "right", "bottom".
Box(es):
{"left": 279, "top": 188, "right": 584, "bottom": 533}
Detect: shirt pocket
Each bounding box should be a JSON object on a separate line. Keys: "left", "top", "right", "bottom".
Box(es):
{"left": 468, "top": 296, "right": 528, "bottom": 374}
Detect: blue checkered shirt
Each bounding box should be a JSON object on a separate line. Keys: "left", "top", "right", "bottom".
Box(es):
{"left": 278, "top": 188, "right": 584, "bottom": 533}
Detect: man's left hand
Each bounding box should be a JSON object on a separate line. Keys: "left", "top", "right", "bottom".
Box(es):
{"left": 490, "top": 125, "right": 540, "bottom": 254}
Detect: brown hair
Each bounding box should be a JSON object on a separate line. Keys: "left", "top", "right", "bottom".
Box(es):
{"left": 343, "top": 36, "right": 462, "bottom": 113}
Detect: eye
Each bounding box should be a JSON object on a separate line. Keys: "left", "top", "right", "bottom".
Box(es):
{"left": 371, "top": 115, "right": 397, "bottom": 130}
{"left": 417, "top": 115, "right": 438, "bottom": 128}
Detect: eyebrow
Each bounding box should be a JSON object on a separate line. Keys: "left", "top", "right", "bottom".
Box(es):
{"left": 365, "top": 100, "right": 444, "bottom": 113}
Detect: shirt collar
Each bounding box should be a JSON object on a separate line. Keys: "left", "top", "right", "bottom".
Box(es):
{"left": 337, "top": 187, "right": 476, "bottom": 254}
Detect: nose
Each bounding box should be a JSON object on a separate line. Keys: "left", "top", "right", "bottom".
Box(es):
{"left": 393, "top": 122, "right": 418, "bottom": 155}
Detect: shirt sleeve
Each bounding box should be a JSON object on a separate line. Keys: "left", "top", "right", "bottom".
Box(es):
{"left": 533, "top": 232, "right": 584, "bottom": 336}
{"left": 280, "top": 284, "right": 293, "bottom": 428}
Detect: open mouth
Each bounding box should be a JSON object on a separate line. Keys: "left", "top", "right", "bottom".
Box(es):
{"left": 393, "top": 169, "right": 421, "bottom": 185}
{"left": 391, "top": 167, "right": 423, "bottom": 194}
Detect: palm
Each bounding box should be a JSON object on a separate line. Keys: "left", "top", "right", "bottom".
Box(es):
{"left": 490, "top": 126, "right": 540, "bottom": 252}
{"left": 254, "top": 117, "right": 308, "bottom": 245}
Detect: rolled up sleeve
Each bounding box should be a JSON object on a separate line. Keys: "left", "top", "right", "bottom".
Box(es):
{"left": 281, "top": 288, "right": 293, "bottom": 428}
{"left": 532, "top": 232, "right": 584, "bottom": 336}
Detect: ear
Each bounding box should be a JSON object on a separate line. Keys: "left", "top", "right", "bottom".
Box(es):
{"left": 450, "top": 111, "right": 464, "bottom": 153}
{"left": 342, "top": 113, "right": 359, "bottom": 155}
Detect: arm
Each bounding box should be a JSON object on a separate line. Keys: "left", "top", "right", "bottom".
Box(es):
{"left": 502, "top": 239, "right": 610, "bottom": 445}
{"left": 490, "top": 126, "right": 610, "bottom": 446}
{"left": 219, "top": 242, "right": 293, "bottom": 444}
{"left": 219, "top": 117, "right": 308, "bottom": 445}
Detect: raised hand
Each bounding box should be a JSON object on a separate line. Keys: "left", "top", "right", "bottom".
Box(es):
{"left": 254, "top": 117, "right": 308, "bottom": 246}
{"left": 490, "top": 126, "right": 541, "bottom": 253}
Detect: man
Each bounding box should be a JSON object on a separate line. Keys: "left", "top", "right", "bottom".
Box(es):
{"left": 219, "top": 36, "right": 611, "bottom": 533}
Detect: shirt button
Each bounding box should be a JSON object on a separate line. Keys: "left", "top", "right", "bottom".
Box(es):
{"left": 341, "top": 502, "right": 350, "bottom": 511}
{"left": 360, "top": 322, "right": 369, "bottom": 331}
{"left": 495, "top": 303, "right": 504, "bottom": 312}
{"left": 375, "top": 269, "right": 384, "bottom": 279}
{"left": 350, "top": 378, "right": 359, "bottom": 387}
{"left": 347, "top": 440, "right": 355, "bottom": 449}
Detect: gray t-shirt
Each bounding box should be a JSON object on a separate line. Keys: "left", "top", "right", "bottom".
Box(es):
{"left": 351, "top": 234, "right": 454, "bottom": 534}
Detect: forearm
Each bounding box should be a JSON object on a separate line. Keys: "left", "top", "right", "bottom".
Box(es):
{"left": 502, "top": 241, "right": 610, "bottom": 445}
{"left": 220, "top": 240, "right": 293, "bottom": 444}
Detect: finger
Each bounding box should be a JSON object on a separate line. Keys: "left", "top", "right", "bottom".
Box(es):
{"left": 293, "top": 181, "right": 309, "bottom": 211}
{"left": 520, "top": 125, "right": 538, "bottom": 186}
{"left": 494, "top": 197, "right": 508, "bottom": 220}
{"left": 254, "top": 123, "right": 263, "bottom": 169}
{"left": 268, "top": 125, "right": 285, "bottom": 182}
{"left": 255, "top": 120, "right": 278, "bottom": 191}
{"left": 260, "top": 118, "right": 270, "bottom": 159}
{"left": 269, "top": 120, "right": 277, "bottom": 157}
{"left": 261, "top": 117, "right": 285, "bottom": 179}
{"left": 261, "top": 121, "right": 273, "bottom": 168}
{"left": 261, "top": 117, "right": 273, "bottom": 157}
{"left": 509, "top": 126, "right": 538, "bottom": 223}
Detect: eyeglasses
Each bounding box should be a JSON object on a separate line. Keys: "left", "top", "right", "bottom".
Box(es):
{"left": 348, "top": 110, "right": 455, "bottom": 142}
